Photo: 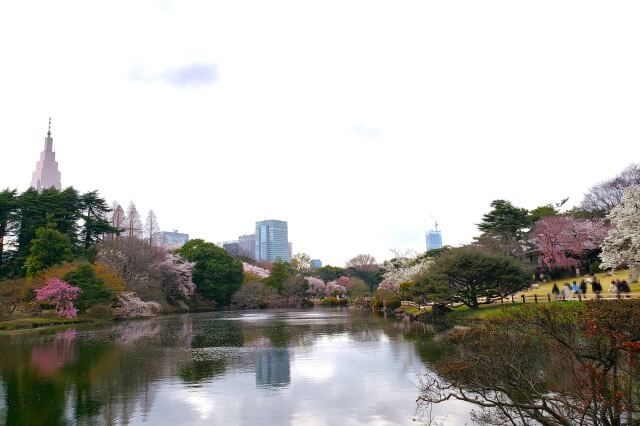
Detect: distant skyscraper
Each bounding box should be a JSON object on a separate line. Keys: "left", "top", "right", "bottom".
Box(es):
{"left": 426, "top": 223, "right": 443, "bottom": 252}
{"left": 31, "top": 118, "right": 62, "bottom": 191}
{"left": 311, "top": 259, "right": 322, "bottom": 269}
{"left": 238, "top": 234, "right": 256, "bottom": 259}
{"left": 255, "top": 220, "right": 290, "bottom": 262}
{"left": 156, "top": 230, "right": 189, "bottom": 248}
{"left": 223, "top": 241, "right": 240, "bottom": 256}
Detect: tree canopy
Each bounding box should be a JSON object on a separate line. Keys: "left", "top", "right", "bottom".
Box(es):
{"left": 176, "top": 239, "right": 243, "bottom": 305}
{"left": 413, "top": 247, "right": 530, "bottom": 309}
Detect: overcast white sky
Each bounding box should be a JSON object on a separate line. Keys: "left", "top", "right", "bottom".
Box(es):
{"left": 1, "top": 1, "right": 639, "bottom": 265}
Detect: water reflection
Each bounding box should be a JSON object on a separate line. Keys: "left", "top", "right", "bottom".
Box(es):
{"left": 0, "top": 309, "right": 472, "bottom": 425}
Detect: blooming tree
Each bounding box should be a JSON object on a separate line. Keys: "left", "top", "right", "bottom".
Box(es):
{"left": 600, "top": 186, "right": 640, "bottom": 271}
{"left": 305, "top": 276, "right": 346, "bottom": 297}
{"left": 532, "top": 216, "right": 608, "bottom": 271}
{"left": 381, "top": 250, "right": 433, "bottom": 292}
{"left": 243, "top": 262, "right": 270, "bottom": 278}
{"left": 35, "top": 278, "right": 82, "bottom": 318}
{"left": 156, "top": 254, "right": 196, "bottom": 302}
{"left": 115, "top": 292, "right": 161, "bottom": 319}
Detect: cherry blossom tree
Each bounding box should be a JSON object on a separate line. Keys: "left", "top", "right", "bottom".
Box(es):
{"left": 532, "top": 216, "right": 608, "bottom": 271}
{"left": 115, "top": 292, "right": 161, "bottom": 319}
{"left": 156, "top": 254, "right": 196, "bottom": 302}
{"left": 243, "top": 262, "right": 270, "bottom": 278}
{"left": 381, "top": 250, "right": 433, "bottom": 292}
{"left": 305, "top": 276, "right": 346, "bottom": 297}
{"left": 600, "top": 186, "right": 640, "bottom": 273}
{"left": 35, "top": 278, "right": 82, "bottom": 318}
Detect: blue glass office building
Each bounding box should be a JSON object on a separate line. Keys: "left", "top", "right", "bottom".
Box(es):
{"left": 255, "top": 220, "right": 290, "bottom": 262}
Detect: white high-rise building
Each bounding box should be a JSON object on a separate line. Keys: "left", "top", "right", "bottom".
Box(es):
{"left": 31, "top": 118, "right": 62, "bottom": 191}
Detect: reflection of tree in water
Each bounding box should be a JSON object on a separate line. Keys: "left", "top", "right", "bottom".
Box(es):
{"left": 178, "top": 354, "right": 227, "bottom": 384}
{"left": 191, "top": 320, "right": 244, "bottom": 348}
{"left": 30, "top": 329, "right": 78, "bottom": 376}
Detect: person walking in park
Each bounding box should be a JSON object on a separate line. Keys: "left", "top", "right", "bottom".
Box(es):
{"left": 571, "top": 281, "right": 580, "bottom": 295}
{"left": 592, "top": 278, "right": 602, "bottom": 298}
{"left": 552, "top": 283, "right": 560, "bottom": 300}
{"left": 580, "top": 280, "right": 587, "bottom": 295}
{"left": 562, "top": 283, "right": 571, "bottom": 301}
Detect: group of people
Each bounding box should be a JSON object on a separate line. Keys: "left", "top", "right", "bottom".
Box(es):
{"left": 551, "top": 276, "right": 632, "bottom": 300}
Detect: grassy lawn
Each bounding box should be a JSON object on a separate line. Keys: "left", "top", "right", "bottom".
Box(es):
{"left": 0, "top": 310, "right": 97, "bottom": 332}
{"left": 518, "top": 269, "right": 638, "bottom": 297}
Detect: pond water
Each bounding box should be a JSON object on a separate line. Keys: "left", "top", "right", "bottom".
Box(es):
{"left": 0, "top": 309, "right": 472, "bottom": 425}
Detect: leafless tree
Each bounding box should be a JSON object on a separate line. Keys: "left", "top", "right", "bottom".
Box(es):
{"left": 124, "top": 202, "right": 143, "bottom": 239}
{"left": 144, "top": 210, "right": 160, "bottom": 245}
{"left": 346, "top": 254, "right": 379, "bottom": 272}
{"left": 98, "top": 237, "right": 165, "bottom": 290}
{"left": 109, "top": 201, "right": 126, "bottom": 238}
{"left": 581, "top": 163, "right": 640, "bottom": 215}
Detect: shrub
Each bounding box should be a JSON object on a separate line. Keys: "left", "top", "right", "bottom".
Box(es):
{"left": 114, "top": 292, "right": 161, "bottom": 319}
{"left": 63, "top": 264, "right": 115, "bottom": 312}
{"left": 88, "top": 303, "right": 112, "bottom": 319}
{"left": 320, "top": 296, "right": 347, "bottom": 306}
{"left": 385, "top": 295, "right": 401, "bottom": 310}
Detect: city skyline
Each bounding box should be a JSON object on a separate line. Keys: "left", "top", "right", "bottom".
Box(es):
{"left": 2, "top": 1, "right": 639, "bottom": 265}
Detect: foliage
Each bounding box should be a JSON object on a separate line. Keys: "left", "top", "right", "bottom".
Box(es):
{"left": 281, "top": 274, "right": 309, "bottom": 301}
{"left": 314, "top": 265, "right": 347, "bottom": 282}
{"left": 26, "top": 219, "right": 74, "bottom": 276}
{"left": 0, "top": 278, "right": 36, "bottom": 314}
{"left": 600, "top": 185, "right": 640, "bottom": 272}
{"left": 414, "top": 247, "right": 530, "bottom": 309}
{"left": 264, "top": 259, "right": 290, "bottom": 292}
{"left": 35, "top": 278, "right": 82, "bottom": 318}
{"left": 419, "top": 300, "right": 640, "bottom": 425}
{"left": 0, "top": 188, "right": 18, "bottom": 272}
{"left": 176, "top": 239, "right": 243, "bottom": 305}
{"left": 371, "top": 288, "right": 400, "bottom": 310}
{"left": 320, "top": 296, "right": 347, "bottom": 306}
{"left": 2, "top": 187, "right": 113, "bottom": 276}
{"left": 62, "top": 264, "right": 115, "bottom": 312}
{"left": 114, "top": 292, "right": 161, "bottom": 319}
{"left": 581, "top": 163, "right": 640, "bottom": 215}
{"left": 344, "top": 277, "right": 369, "bottom": 296}
{"left": 475, "top": 199, "right": 531, "bottom": 257}
{"left": 532, "top": 216, "right": 608, "bottom": 271}
{"left": 78, "top": 191, "right": 118, "bottom": 250}
{"left": 528, "top": 204, "right": 560, "bottom": 223}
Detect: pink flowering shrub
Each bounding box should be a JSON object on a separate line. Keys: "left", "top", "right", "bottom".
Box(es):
{"left": 114, "top": 292, "right": 161, "bottom": 319}
{"left": 35, "top": 278, "right": 82, "bottom": 318}
{"left": 305, "top": 276, "right": 347, "bottom": 297}
{"left": 243, "top": 262, "right": 270, "bottom": 278}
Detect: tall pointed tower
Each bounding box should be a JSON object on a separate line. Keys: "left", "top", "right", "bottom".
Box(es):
{"left": 31, "top": 118, "right": 62, "bottom": 191}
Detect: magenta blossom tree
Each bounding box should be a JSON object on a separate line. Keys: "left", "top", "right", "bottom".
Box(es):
{"left": 532, "top": 216, "right": 608, "bottom": 271}
{"left": 35, "top": 278, "right": 82, "bottom": 318}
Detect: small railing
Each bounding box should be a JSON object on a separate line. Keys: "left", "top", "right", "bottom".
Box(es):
{"left": 401, "top": 292, "right": 640, "bottom": 309}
